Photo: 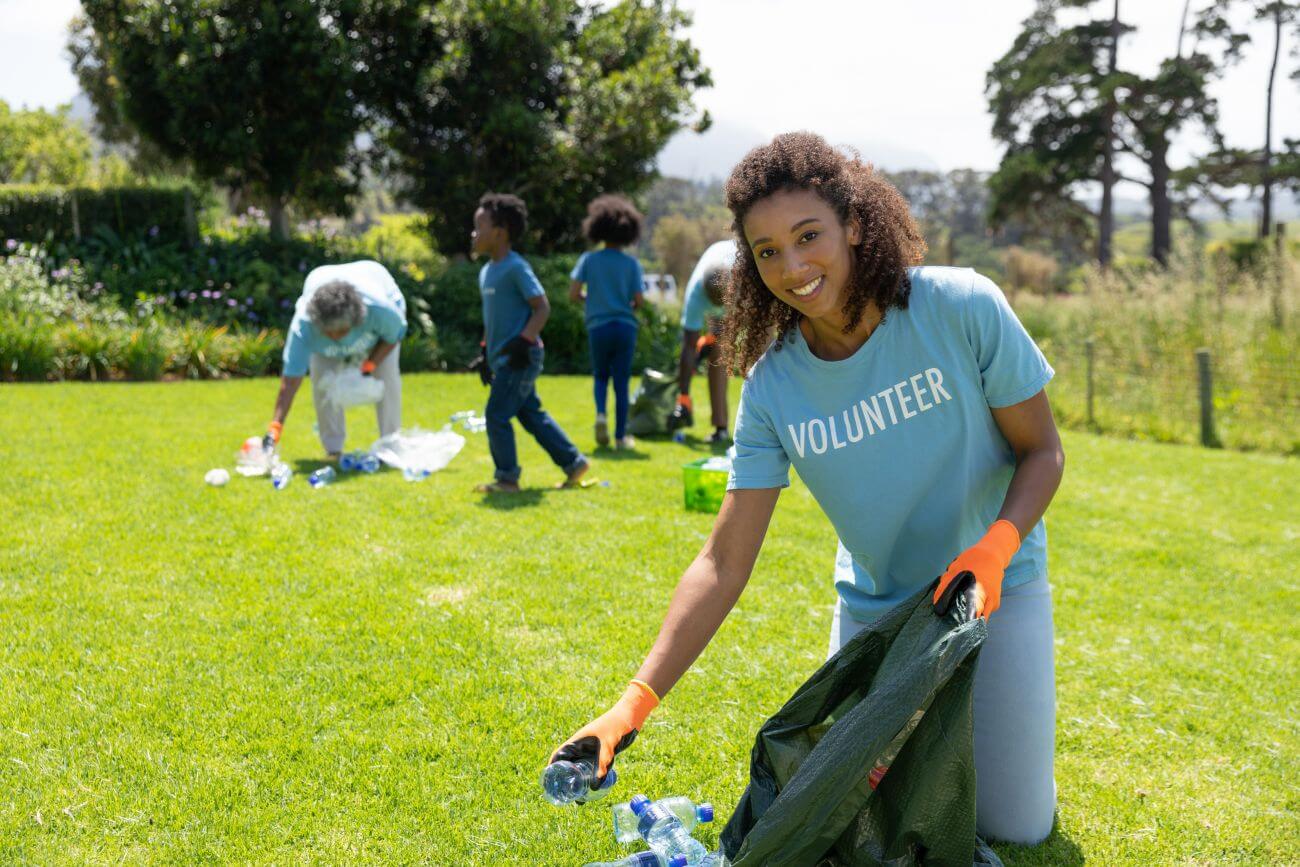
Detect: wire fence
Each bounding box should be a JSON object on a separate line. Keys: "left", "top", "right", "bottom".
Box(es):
{"left": 1041, "top": 338, "right": 1299, "bottom": 456}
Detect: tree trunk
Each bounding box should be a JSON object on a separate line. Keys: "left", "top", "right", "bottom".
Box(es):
{"left": 1261, "top": 5, "right": 1282, "bottom": 239}
{"left": 1099, "top": 0, "right": 1120, "bottom": 269}
{"left": 268, "top": 198, "right": 291, "bottom": 242}
{"left": 1150, "top": 138, "right": 1172, "bottom": 266}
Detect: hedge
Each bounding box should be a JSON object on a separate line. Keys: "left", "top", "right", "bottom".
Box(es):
{"left": 0, "top": 184, "right": 196, "bottom": 246}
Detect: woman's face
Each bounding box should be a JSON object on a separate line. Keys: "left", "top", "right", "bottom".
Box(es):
{"left": 742, "top": 188, "right": 860, "bottom": 321}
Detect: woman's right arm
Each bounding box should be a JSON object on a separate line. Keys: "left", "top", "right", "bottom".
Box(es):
{"left": 634, "top": 486, "right": 780, "bottom": 697}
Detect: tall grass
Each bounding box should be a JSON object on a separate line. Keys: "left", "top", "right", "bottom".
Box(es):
{"left": 1016, "top": 251, "right": 1298, "bottom": 454}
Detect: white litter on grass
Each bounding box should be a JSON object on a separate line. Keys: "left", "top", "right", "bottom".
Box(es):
{"left": 317, "top": 366, "right": 385, "bottom": 411}
{"left": 235, "top": 436, "right": 276, "bottom": 477}
{"left": 371, "top": 426, "right": 465, "bottom": 480}
{"left": 204, "top": 468, "right": 231, "bottom": 487}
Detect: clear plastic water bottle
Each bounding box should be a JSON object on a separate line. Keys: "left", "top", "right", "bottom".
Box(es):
{"left": 465, "top": 417, "right": 487, "bottom": 433}
{"left": 403, "top": 467, "right": 431, "bottom": 482}
{"left": 629, "top": 794, "right": 709, "bottom": 864}
{"left": 339, "top": 451, "right": 363, "bottom": 472}
{"left": 584, "top": 854, "right": 687, "bottom": 867}
{"left": 358, "top": 453, "right": 381, "bottom": 473}
{"left": 613, "top": 797, "right": 714, "bottom": 844}
{"left": 542, "top": 760, "right": 618, "bottom": 806}
{"left": 450, "top": 410, "right": 475, "bottom": 423}
{"left": 672, "top": 431, "right": 687, "bottom": 443}
{"left": 270, "top": 462, "right": 292, "bottom": 490}
{"left": 308, "top": 466, "right": 336, "bottom": 488}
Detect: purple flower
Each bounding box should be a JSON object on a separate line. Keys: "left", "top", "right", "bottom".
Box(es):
{"left": 212, "top": 291, "right": 222, "bottom": 299}
{"left": 227, "top": 298, "right": 237, "bottom": 307}
{"left": 149, "top": 225, "right": 160, "bottom": 237}
{"left": 248, "top": 312, "right": 259, "bottom": 322}
{"left": 4, "top": 239, "right": 17, "bottom": 251}
{"left": 280, "top": 299, "right": 292, "bottom": 308}
{"left": 208, "top": 257, "right": 218, "bottom": 268}
{"left": 187, "top": 292, "right": 198, "bottom": 302}
{"left": 52, "top": 268, "right": 70, "bottom": 280}
{"left": 201, "top": 290, "right": 212, "bottom": 299}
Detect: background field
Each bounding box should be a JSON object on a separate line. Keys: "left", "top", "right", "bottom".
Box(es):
{"left": 1, "top": 373, "right": 1296, "bottom": 865}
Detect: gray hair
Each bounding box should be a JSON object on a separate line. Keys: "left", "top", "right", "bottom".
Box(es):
{"left": 306, "top": 280, "right": 365, "bottom": 333}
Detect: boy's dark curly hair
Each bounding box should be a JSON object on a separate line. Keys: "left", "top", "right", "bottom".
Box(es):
{"left": 721, "top": 132, "right": 927, "bottom": 373}
{"left": 582, "top": 194, "right": 644, "bottom": 247}
{"left": 478, "top": 192, "right": 528, "bottom": 243}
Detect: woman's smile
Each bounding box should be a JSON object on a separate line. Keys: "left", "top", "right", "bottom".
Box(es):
{"left": 789, "top": 275, "right": 824, "bottom": 300}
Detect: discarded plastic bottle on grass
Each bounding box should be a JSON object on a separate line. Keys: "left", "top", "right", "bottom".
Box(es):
{"left": 584, "top": 854, "right": 687, "bottom": 867}
{"left": 308, "top": 466, "right": 336, "bottom": 488}
{"left": 613, "top": 797, "right": 713, "bottom": 844}
{"left": 358, "top": 453, "right": 381, "bottom": 473}
{"left": 542, "top": 759, "right": 618, "bottom": 806}
{"left": 339, "top": 451, "right": 366, "bottom": 472}
{"left": 403, "top": 467, "right": 431, "bottom": 482}
{"left": 270, "top": 462, "right": 293, "bottom": 490}
{"left": 629, "top": 794, "right": 709, "bottom": 865}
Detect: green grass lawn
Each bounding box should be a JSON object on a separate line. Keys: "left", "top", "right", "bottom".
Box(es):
{"left": 1, "top": 373, "right": 1296, "bottom": 865}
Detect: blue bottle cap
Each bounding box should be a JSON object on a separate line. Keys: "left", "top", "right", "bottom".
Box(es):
{"left": 629, "top": 794, "right": 651, "bottom": 815}
{"left": 697, "top": 802, "right": 714, "bottom": 823}
{"left": 668, "top": 856, "right": 688, "bottom": 867}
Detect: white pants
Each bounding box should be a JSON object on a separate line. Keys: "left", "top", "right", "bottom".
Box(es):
{"left": 309, "top": 347, "right": 402, "bottom": 454}
{"left": 828, "top": 577, "right": 1057, "bottom": 845}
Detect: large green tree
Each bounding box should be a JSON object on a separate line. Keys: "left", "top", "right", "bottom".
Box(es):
{"left": 988, "top": 0, "right": 1244, "bottom": 265}
{"left": 0, "top": 101, "right": 94, "bottom": 185}
{"left": 366, "top": 0, "right": 710, "bottom": 254}
{"left": 74, "top": 0, "right": 375, "bottom": 239}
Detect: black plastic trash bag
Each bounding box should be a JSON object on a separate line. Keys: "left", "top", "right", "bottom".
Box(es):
{"left": 626, "top": 368, "right": 679, "bottom": 437}
{"left": 720, "top": 574, "right": 1003, "bottom": 867}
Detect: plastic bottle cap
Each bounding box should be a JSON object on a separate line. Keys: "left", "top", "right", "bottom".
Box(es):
{"left": 697, "top": 802, "right": 714, "bottom": 823}
{"left": 668, "top": 857, "right": 688, "bottom": 867}
{"left": 628, "top": 794, "right": 651, "bottom": 815}
{"left": 598, "top": 768, "right": 618, "bottom": 789}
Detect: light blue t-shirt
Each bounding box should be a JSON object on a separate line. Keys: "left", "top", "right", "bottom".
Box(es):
{"left": 727, "top": 266, "right": 1055, "bottom": 624}
{"left": 282, "top": 260, "right": 408, "bottom": 377}
{"left": 681, "top": 240, "right": 735, "bottom": 332}
{"left": 480, "top": 251, "right": 545, "bottom": 369}
{"left": 571, "top": 248, "right": 644, "bottom": 330}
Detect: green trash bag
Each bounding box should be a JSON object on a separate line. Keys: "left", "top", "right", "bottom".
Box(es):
{"left": 720, "top": 574, "right": 1003, "bottom": 867}
{"left": 626, "top": 367, "right": 679, "bottom": 437}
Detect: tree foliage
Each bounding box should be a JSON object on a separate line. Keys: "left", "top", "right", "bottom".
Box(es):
{"left": 0, "top": 101, "right": 94, "bottom": 186}
{"left": 367, "top": 0, "right": 710, "bottom": 255}
{"left": 74, "top": 0, "right": 374, "bottom": 238}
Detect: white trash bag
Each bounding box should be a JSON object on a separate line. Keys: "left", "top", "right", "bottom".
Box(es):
{"left": 235, "top": 436, "right": 277, "bottom": 476}
{"left": 317, "top": 366, "right": 385, "bottom": 412}
{"left": 371, "top": 426, "right": 466, "bottom": 480}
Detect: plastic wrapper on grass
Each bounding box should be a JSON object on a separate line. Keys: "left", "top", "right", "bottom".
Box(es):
{"left": 316, "top": 366, "right": 385, "bottom": 411}
{"left": 371, "top": 427, "right": 465, "bottom": 479}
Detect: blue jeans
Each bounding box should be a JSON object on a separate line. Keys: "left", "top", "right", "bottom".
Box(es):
{"left": 588, "top": 320, "right": 637, "bottom": 440}
{"left": 485, "top": 346, "right": 585, "bottom": 484}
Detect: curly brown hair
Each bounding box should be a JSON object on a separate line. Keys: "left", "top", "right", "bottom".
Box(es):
{"left": 582, "top": 194, "right": 644, "bottom": 247}
{"left": 721, "top": 132, "right": 927, "bottom": 373}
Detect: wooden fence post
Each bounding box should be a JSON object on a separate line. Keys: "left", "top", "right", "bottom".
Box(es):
{"left": 1085, "top": 337, "right": 1095, "bottom": 427}
{"left": 1196, "top": 348, "right": 1217, "bottom": 448}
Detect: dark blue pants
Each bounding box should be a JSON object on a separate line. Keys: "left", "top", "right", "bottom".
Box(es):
{"left": 588, "top": 320, "right": 638, "bottom": 440}
{"left": 485, "top": 346, "right": 584, "bottom": 484}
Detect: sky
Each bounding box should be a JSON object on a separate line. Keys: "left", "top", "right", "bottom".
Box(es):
{"left": 1, "top": 0, "right": 1295, "bottom": 181}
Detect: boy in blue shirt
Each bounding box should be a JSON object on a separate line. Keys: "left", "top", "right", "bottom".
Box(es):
{"left": 569, "top": 194, "right": 646, "bottom": 449}
{"left": 470, "top": 193, "right": 588, "bottom": 493}
{"left": 669, "top": 239, "right": 736, "bottom": 444}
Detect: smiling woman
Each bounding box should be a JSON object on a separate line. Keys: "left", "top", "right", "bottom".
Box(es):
{"left": 721, "top": 132, "right": 926, "bottom": 373}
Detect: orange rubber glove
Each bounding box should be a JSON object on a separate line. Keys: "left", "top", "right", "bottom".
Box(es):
{"left": 360, "top": 359, "right": 376, "bottom": 375}
{"left": 677, "top": 394, "right": 693, "bottom": 410}
{"left": 549, "top": 680, "right": 659, "bottom": 780}
{"left": 266, "top": 421, "right": 283, "bottom": 443}
{"left": 932, "top": 520, "right": 1021, "bottom": 619}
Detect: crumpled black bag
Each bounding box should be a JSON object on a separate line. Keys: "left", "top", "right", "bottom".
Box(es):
{"left": 720, "top": 575, "right": 1003, "bottom": 867}
{"left": 626, "top": 368, "right": 679, "bottom": 437}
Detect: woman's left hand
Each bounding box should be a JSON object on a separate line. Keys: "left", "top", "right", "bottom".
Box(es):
{"left": 933, "top": 519, "right": 1021, "bottom": 618}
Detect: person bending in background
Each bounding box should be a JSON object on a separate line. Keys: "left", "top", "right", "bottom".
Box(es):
{"left": 669, "top": 239, "right": 736, "bottom": 444}
{"left": 569, "top": 194, "right": 646, "bottom": 450}
{"left": 470, "top": 192, "right": 588, "bottom": 493}
{"left": 264, "top": 260, "right": 406, "bottom": 459}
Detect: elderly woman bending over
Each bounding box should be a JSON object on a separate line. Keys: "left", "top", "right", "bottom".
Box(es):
{"left": 264, "top": 260, "right": 408, "bottom": 459}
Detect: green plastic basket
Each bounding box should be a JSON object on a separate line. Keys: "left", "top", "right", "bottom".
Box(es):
{"left": 682, "top": 457, "right": 729, "bottom": 513}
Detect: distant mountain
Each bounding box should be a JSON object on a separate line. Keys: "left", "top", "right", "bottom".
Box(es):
{"left": 656, "top": 116, "right": 942, "bottom": 181}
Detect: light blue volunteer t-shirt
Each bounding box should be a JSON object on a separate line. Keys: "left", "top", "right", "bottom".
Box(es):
{"left": 681, "top": 240, "right": 736, "bottom": 332}
{"left": 282, "top": 260, "right": 408, "bottom": 377}
{"left": 727, "top": 266, "right": 1055, "bottom": 624}
{"left": 571, "top": 249, "right": 644, "bottom": 330}
{"left": 480, "top": 251, "right": 546, "bottom": 370}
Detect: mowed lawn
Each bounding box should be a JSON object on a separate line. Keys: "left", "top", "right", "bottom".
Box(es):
{"left": 1, "top": 373, "right": 1296, "bottom": 865}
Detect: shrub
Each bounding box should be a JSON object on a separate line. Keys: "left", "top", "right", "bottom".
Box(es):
{"left": 0, "top": 314, "right": 58, "bottom": 380}
{"left": 1003, "top": 246, "right": 1059, "bottom": 295}
{"left": 0, "top": 184, "right": 195, "bottom": 245}
{"left": 121, "top": 321, "right": 172, "bottom": 381}
{"left": 170, "top": 322, "right": 231, "bottom": 380}
{"left": 56, "top": 320, "right": 123, "bottom": 381}
{"left": 225, "top": 328, "right": 279, "bottom": 377}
